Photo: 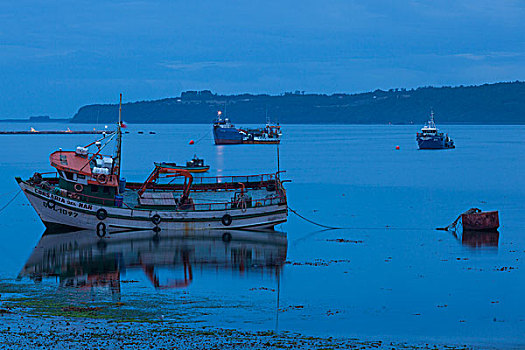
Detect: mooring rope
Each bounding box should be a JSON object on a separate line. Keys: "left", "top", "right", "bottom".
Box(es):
{"left": 288, "top": 206, "right": 342, "bottom": 230}
{"left": 288, "top": 206, "right": 434, "bottom": 231}
{"left": 193, "top": 130, "right": 211, "bottom": 145}
{"left": 0, "top": 189, "right": 22, "bottom": 214}
{"left": 435, "top": 208, "right": 481, "bottom": 231}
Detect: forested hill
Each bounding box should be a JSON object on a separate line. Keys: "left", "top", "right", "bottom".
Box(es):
{"left": 71, "top": 82, "right": 525, "bottom": 124}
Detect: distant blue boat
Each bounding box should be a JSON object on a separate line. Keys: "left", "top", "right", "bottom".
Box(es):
{"left": 213, "top": 111, "right": 244, "bottom": 144}
{"left": 416, "top": 111, "right": 455, "bottom": 149}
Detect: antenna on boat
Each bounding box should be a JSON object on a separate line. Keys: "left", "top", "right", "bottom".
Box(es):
{"left": 115, "top": 93, "right": 123, "bottom": 193}
{"left": 429, "top": 108, "right": 436, "bottom": 128}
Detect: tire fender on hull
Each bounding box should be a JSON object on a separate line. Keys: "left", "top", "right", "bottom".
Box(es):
{"left": 96, "top": 208, "right": 108, "bottom": 220}
{"left": 221, "top": 214, "right": 233, "bottom": 226}
{"left": 151, "top": 214, "right": 162, "bottom": 225}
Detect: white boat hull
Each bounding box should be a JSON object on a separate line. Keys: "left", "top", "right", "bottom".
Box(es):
{"left": 18, "top": 181, "right": 288, "bottom": 233}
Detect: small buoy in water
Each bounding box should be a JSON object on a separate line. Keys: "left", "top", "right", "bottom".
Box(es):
{"left": 395, "top": 145, "right": 400, "bottom": 150}
{"left": 189, "top": 140, "right": 195, "bottom": 145}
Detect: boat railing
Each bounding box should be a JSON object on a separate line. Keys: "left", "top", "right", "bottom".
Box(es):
{"left": 192, "top": 171, "right": 285, "bottom": 185}
{"left": 188, "top": 194, "right": 287, "bottom": 211}
{"left": 35, "top": 181, "right": 285, "bottom": 211}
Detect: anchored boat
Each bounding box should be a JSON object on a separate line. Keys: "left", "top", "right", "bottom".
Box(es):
{"left": 416, "top": 110, "right": 454, "bottom": 149}
{"left": 16, "top": 95, "right": 288, "bottom": 234}
{"left": 155, "top": 155, "right": 210, "bottom": 173}
{"left": 241, "top": 122, "right": 282, "bottom": 144}
{"left": 213, "top": 111, "right": 282, "bottom": 145}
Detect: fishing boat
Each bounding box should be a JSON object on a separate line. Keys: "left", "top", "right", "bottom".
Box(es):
{"left": 16, "top": 95, "right": 288, "bottom": 235}
{"left": 155, "top": 155, "right": 210, "bottom": 173}
{"left": 416, "top": 110, "right": 454, "bottom": 149}
{"left": 213, "top": 111, "right": 282, "bottom": 145}
{"left": 241, "top": 121, "right": 282, "bottom": 144}
{"left": 212, "top": 111, "right": 244, "bottom": 144}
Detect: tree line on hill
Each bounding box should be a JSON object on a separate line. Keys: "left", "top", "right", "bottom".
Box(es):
{"left": 70, "top": 81, "right": 525, "bottom": 124}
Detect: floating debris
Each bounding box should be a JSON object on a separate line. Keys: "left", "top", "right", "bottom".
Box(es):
{"left": 249, "top": 287, "right": 276, "bottom": 292}
{"left": 285, "top": 259, "right": 351, "bottom": 267}
{"left": 327, "top": 239, "right": 363, "bottom": 244}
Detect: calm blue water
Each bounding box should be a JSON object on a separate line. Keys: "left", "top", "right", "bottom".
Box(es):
{"left": 0, "top": 123, "right": 524, "bottom": 347}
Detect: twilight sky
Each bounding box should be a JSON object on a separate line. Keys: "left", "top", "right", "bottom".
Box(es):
{"left": 1, "top": 0, "right": 524, "bottom": 118}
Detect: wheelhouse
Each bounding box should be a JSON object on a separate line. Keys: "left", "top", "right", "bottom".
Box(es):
{"left": 49, "top": 134, "right": 121, "bottom": 204}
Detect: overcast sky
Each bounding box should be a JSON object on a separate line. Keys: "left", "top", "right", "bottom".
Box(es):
{"left": 1, "top": 0, "right": 524, "bottom": 118}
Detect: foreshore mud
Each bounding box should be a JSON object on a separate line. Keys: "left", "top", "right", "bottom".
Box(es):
{"left": 0, "top": 282, "right": 477, "bottom": 350}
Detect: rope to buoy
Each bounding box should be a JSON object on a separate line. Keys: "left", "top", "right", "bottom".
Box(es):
{"left": 288, "top": 206, "right": 342, "bottom": 230}
{"left": 435, "top": 208, "right": 481, "bottom": 231}
{"left": 0, "top": 190, "right": 22, "bottom": 214}
{"left": 193, "top": 130, "right": 211, "bottom": 145}
{"left": 288, "top": 206, "right": 433, "bottom": 231}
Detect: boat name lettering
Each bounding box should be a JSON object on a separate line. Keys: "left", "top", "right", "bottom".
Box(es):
{"left": 34, "top": 188, "right": 92, "bottom": 209}
{"left": 34, "top": 188, "right": 67, "bottom": 203}
{"left": 42, "top": 201, "right": 78, "bottom": 217}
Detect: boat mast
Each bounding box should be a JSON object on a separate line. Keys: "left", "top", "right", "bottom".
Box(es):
{"left": 115, "top": 94, "right": 123, "bottom": 191}
{"left": 276, "top": 143, "right": 280, "bottom": 178}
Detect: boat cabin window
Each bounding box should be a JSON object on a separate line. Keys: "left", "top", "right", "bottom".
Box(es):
{"left": 103, "top": 186, "right": 110, "bottom": 194}
{"left": 91, "top": 184, "right": 99, "bottom": 193}
{"left": 64, "top": 171, "right": 77, "bottom": 181}
{"left": 78, "top": 174, "right": 85, "bottom": 179}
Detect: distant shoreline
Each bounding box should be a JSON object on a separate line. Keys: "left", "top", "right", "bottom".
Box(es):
{"left": 1, "top": 120, "right": 524, "bottom": 126}
{"left": 3, "top": 81, "right": 525, "bottom": 125}
{"left": 0, "top": 117, "right": 69, "bottom": 123}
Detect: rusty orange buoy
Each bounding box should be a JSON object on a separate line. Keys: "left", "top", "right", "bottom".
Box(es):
{"left": 189, "top": 140, "right": 195, "bottom": 145}
{"left": 395, "top": 145, "right": 400, "bottom": 150}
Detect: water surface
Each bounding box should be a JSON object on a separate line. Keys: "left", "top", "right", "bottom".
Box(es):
{"left": 0, "top": 123, "right": 523, "bottom": 347}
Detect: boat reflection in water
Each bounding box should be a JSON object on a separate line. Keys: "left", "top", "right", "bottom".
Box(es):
{"left": 18, "top": 229, "right": 287, "bottom": 296}
{"left": 452, "top": 229, "right": 500, "bottom": 249}
{"left": 461, "top": 230, "right": 499, "bottom": 248}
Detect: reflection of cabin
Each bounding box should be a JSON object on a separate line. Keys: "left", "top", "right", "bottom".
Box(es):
{"left": 20, "top": 230, "right": 288, "bottom": 296}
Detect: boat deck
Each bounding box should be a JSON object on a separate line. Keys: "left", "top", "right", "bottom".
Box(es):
{"left": 123, "top": 187, "right": 278, "bottom": 210}
{"left": 38, "top": 171, "right": 286, "bottom": 211}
